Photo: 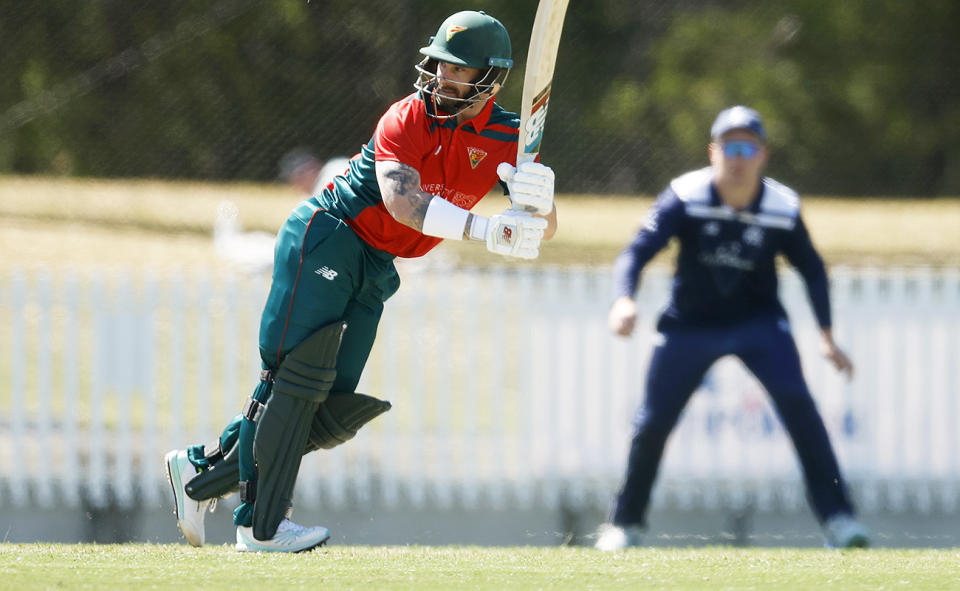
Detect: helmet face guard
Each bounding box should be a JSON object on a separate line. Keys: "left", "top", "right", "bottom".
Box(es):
{"left": 414, "top": 58, "right": 510, "bottom": 120}
{"left": 414, "top": 11, "right": 513, "bottom": 120}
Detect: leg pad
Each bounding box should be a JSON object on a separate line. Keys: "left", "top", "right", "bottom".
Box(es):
{"left": 252, "top": 321, "right": 345, "bottom": 540}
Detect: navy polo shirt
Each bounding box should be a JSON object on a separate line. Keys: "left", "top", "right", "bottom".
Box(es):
{"left": 613, "top": 167, "right": 832, "bottom": 330}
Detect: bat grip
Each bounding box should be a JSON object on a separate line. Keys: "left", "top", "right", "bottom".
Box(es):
{"left": 510, "top": 202, "right": 539, "bottom": 214}
{"left": 512, "top": 152, "right": 539, "bottom": 212}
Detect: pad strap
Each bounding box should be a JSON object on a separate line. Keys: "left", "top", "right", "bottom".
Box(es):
{"left": 239, "top": 480, "right": 256, "bottom": 503}
{"left": 186, "top": 432, "right": 242, "bottom": 501}
{"left": 242, "top": 397, "right": 264, "bottom": 422}
{"left": 203, "top": 439, "right": 224, "bottom": 465}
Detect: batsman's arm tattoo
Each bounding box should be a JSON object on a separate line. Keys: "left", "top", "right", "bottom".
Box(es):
{"left": 376, "top": 160, "right": 433, "bottom": 232}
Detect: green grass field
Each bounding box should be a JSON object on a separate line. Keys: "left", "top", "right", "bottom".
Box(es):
{"left": 1, "top": 544, "right": 957, "bottom": 590}
{"left": 3, "top": 177, "right": 959, "bottom": 590}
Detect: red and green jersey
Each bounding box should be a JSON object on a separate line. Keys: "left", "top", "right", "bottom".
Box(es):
{"left": 311, "top": 91, "right": 520, "bottom": 258}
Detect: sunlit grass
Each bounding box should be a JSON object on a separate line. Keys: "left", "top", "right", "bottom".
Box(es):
{"left": 0, "top": 544, "right": 957, "bottom": 591}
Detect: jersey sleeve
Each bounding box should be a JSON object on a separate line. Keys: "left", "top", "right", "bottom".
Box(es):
{"left": 612, "top": 187, "right": 684, "bottom": 299}
{"left": 781, "top": 213, "right": 832, "bottom": 328}
{"left": 373, "top": 101, "right": 432, "bottom": 168}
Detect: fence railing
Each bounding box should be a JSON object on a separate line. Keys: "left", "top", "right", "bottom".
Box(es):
{"left": 1, "top": 264, "right": 958, "bottom": 515}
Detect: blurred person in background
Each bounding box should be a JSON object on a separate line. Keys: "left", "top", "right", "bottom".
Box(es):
{"left": 595, "top": 106, "right": 869, "bottom": 551}
{"left": 210, "top": 151, "right": 353, "bottom": 273}
{"left": 163, "top": 10, "right": 557, "bottom": 553}
{"left": 278, "top": 148, "right": 351, "bottom": 196}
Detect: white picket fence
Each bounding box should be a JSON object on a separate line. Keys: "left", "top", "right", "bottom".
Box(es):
{"left": 1, "top": 264, "right": 958, "bottom": 515}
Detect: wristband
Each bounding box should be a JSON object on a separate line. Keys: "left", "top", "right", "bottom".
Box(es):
{"left": 421, "top": 196, "right": 469, "bottom": 240}
{"left": 468, "top": 215, "right": 489, "bottom": 241}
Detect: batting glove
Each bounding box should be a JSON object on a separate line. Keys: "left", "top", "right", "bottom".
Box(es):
{"left": 469, "top": 209, "right": 548, "bottom": 260}
{"left": 497, "top": 161, "right": 555, "bottom": 215}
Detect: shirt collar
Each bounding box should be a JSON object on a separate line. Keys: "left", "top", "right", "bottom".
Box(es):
{"left": 462, "top": 96, "right": 496, "bottom": 132}
{"left": 709, "top": 180, "right": 766, "bottom": 213}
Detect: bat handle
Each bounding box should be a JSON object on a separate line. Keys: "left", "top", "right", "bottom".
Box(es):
{"left": 516, "top": 152, "right": 537, "bottom": 166}
{"left": 511, "top": 152, "right": 539, "bottom": 212}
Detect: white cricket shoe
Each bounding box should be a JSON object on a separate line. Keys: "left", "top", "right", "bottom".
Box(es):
{"left": 594, "top": 523, "right": 645, "bottom": 551}
{"left": 164, "top": 449, "right": 215, "bottom": 547}
{"left": 823, "top": 513, "right": 870, "bottom": 549}
{"left": 235, "top": 518, "right": 330, "bottom": 553}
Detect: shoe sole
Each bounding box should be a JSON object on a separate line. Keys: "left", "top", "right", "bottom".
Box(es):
{"left": 164, "top": 450, "right": 184, "bottom": 521}
{"left": 165, "top": 450, "right": 204, "bottom": 547}
{"left": 297, "top": 534, "right": 330, "bottom": 553}
{"left": 235, "top": 533, "right": 331, "bottom": 553}
{"left": 844, "top": 535, "right": 870, "bottom": 549}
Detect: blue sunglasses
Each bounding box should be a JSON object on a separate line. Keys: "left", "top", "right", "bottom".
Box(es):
{"left": 720, "top": 140, "right": 761, "bottom": 159}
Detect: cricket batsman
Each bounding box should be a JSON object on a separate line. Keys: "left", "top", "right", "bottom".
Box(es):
{"left": 164, "top": 10, "right": 557, "bottom": 552}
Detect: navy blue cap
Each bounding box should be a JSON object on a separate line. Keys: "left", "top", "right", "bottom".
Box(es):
{"left": 711, "top": 106, "right": 766, "bottom": 141}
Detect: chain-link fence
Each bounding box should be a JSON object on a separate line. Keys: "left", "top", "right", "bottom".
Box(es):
{"left": 1, "top": 1, "right": 957, "bottom": 195}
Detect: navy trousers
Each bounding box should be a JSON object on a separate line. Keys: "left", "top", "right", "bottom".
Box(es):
{"left": 610, "top": 314, "right": 854, "bottom": 527}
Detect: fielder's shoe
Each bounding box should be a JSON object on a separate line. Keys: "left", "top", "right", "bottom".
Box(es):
{"left": 164, "top": 449, "right": 215, "bottom": 547}
{"left": 823, "top": 513, "right": 870, "bottom": 549}
{"left": 235, "top": 518, "right": 331, "bottom": 553}
{"left": 594, "top": 523, "right": 645, "bottom": 551}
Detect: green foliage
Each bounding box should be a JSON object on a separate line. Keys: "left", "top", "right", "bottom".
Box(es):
{"left": 636, "top": 1, "right": 960, "bottom": 194}
{"left": 0, "top": 1, "right": 957, "bottom": 194}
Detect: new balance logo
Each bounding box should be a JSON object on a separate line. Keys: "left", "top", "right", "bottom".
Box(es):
{"left": 315, "top": 266, "right": 338, "bottom": 280}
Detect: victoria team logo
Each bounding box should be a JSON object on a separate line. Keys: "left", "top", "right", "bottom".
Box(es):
{"left": 467, "top": 146, "right": 487, "bottom": 169}
{"left": 702, "top": 221, "right": 721, "bottom": 236}
{"left": 743, "top": 225, "right": 764, "bottom": 246}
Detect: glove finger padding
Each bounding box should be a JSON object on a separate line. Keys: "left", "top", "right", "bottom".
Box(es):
{"left": 499, "top": 161, "right": 555, "bottom": 214}
{"left": 514, "top": 161, "right": 555, "bottom": 188}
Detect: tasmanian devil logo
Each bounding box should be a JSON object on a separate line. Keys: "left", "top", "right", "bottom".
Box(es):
{"left": 446, "top": 25, "right": 467, "bottom": 41}
{"left": 467, "top": 146, "right": 487, "bottom": 169}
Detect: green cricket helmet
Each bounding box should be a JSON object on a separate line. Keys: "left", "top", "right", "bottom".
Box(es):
{"left": 415, "top": 11, "right": 513, "bottom": 119}
{"left": 420, "top": 10, "right": 513, "bottom": 69}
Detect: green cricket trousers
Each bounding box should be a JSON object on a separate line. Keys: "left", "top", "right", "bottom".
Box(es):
{"left": 191, "top": 199, "right": 400, "bottom": 526}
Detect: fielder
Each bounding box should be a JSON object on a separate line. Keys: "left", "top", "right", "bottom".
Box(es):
{"left": 595, "top": 106, "right": 870, "bottom": 550}
{"left": 165, "top": 10, "right": 557, "bottom": 552}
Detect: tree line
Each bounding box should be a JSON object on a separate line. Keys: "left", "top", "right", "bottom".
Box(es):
{"left": 0, "top": 0, "right": 956, "bottom": 195}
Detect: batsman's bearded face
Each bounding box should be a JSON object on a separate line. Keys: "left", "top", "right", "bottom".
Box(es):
{"left": 435, "top": 62, "right": 484, "bottom": 105}
{"left": 415, "top": 57, "right": 506, "bottom": 120}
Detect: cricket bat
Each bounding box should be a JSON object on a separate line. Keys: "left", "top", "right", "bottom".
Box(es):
{"left": 516, "top": 0, "right": 570, "bottom": 167}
